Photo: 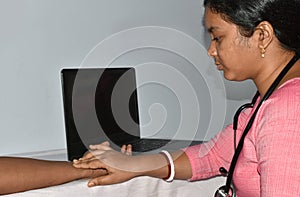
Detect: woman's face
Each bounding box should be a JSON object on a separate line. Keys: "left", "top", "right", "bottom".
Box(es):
{"left": 204, "top": 8, "right": 260, "bottom": 81}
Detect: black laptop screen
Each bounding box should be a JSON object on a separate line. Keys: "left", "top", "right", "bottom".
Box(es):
{"left": 61, "top": 67, "right": 140, "bottom": 160}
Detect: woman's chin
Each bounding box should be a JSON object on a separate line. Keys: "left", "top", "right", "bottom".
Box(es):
{"left": 223, "top": 71, "right": 239, "bottom": 81}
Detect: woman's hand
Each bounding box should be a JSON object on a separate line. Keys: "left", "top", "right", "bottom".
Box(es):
{"left": 73, "top": 141, "right": 190, "bottom": 186}
{"left": 76, "top": 141, "right": 132, "bottom": 162}
{"left": 73, "top": 141, "right": 139, "bottom": 187}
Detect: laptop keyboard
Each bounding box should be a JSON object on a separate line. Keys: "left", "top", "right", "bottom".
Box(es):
{"left": 131, "top": 139, "right": 170, "bottom": 152}
{"left": 130, "top": 139, "right": 203, "bottom": 153}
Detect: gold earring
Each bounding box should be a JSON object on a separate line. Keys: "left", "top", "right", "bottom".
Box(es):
{"left": 261, "top": 48, "right": 266, "bottom": 58}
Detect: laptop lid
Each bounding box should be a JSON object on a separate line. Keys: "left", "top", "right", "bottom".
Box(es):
{"left": 61, "top": 67, "right": 141, "bottom": 161}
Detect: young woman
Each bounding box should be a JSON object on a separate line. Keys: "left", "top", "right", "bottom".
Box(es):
{"left": 73, "top": 0, "right": 300, "bottom": 196}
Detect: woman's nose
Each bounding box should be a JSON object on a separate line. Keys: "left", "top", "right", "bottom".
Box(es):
{"left": 207, "top": 42, "right": 217, "bottom": 57}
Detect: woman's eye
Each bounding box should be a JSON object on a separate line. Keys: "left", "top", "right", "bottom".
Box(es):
{"left": 212, "top": 37, "right": 220, "bottom": 42}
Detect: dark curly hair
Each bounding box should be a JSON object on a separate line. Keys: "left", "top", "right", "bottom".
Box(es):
{"left": 204, "top": 0, "right": 300, "bottom": 53}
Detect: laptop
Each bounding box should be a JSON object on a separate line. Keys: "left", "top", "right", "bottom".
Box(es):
{"left": 61, "top": 67, "right": 202, "bottom": 161}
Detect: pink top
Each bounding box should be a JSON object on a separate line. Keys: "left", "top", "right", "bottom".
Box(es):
{"left": 184, "top": 78, "right": 300, "bottom": 197}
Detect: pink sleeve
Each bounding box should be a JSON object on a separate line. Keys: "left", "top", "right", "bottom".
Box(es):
{"left": 183, "top": 124, "right": 235, "bottom": 180}
{"left": 184, "top": 101, "right": 253, "bottom": 181}
{"left": 256, "top": 85, "right": 300, "bottom": 196}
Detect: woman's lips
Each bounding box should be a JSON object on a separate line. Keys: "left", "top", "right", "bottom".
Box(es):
{"left": 215, "top": 62, "right": 223, "bottom": 70}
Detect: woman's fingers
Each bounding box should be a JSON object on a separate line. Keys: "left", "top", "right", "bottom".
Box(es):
{"left": 87, "top": 175, "right": 118, "bottom": 187}
{"left": 89, "top": 141, "right": 111, "bottom": 150}
{"left": 73, "top": 158, "right": 105, "bottom": 170}
{"left": 87, "top": 174, "right": 117, "bottom": 187}
{"left": 75, "top": 143, "right": 132, "bottom": 164}
{"left": 73, "top": 151, "right": 100, "bottom": 163}
{"left": 87, "top": 169, "right": 136, "bottom": 187}
{"left": 121, "top": 144, "right": 132, "bottom": 156}
{"left": 126, "top": 144, "right": 132, "bottom": 155}
{"left": 73, "top": 142, "right": 133, "bottom": 167}
{"left": 74, "top": 141, "right": 112, "bottom": 162}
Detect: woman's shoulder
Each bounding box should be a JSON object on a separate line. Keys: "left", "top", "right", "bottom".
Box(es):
{"left": 274, "top": 77, "right": 300, "bottom": 100}
{"left": 278, "top": 77, "right": 300, "bottom": 88}
{"left": 253, "top": 78, "right": 300, "bottom": 141}
{"left": 261, "top": 77, "right": 300, "bottom": 118}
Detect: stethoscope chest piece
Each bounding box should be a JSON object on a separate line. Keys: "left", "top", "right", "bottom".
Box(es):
{"left": 214, "top": 185, "right": 235, "bottom": 197}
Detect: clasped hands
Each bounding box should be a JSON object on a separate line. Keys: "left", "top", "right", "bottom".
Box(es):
{"left": 73, "top": 141, "right": 137, "bottom": 187}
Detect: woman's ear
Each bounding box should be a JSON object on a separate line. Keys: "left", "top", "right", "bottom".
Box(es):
{"left": 255, "top": 21, "right": 274, "bottom": 51}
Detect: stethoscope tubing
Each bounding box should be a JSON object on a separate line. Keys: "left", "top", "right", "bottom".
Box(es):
{"left": 222, "top": 53, "right": 300, "bottom": 195}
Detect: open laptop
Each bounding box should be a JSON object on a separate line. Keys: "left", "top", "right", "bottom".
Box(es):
{"left": 61, "top": 67, "right": 201, "bottom": 161}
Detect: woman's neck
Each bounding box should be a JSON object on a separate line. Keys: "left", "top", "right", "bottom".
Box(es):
{"left": 253, "top": 51, "right": 299, "bottom": 97}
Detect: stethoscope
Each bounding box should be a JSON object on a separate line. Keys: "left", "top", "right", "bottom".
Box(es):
{"left": 214, "top": 52, "right": 300, "bottom": 197}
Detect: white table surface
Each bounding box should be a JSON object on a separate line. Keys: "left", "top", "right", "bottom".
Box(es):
{"left": 3, "top": 149, "right": 225, "bottom": 197}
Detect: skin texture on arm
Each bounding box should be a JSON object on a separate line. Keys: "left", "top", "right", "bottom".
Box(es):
{"left": 0, "top": 157, "right": 107, "bottom": 195}
{"left": 73, "top": 142, "right": 193, "bottom": 187}
{"left": 122, "top": 150, "right": 192, "bottom": 180}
